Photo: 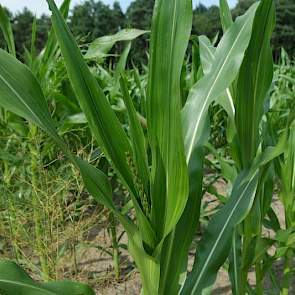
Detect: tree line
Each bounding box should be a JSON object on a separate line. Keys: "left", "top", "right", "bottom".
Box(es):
{"left": 0, "top": 0, "right": 294, "bottom": 63}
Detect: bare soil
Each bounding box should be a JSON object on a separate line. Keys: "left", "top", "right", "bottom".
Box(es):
{"left": 55, "top": 185, "right": 294, "bottom": 295}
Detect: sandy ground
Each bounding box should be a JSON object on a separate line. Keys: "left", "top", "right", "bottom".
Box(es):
{"left": 2, "top": 177, "right": 294, "bottom": 294}
{"left": 55, "top": 189, "right": 294, "bottom": 295}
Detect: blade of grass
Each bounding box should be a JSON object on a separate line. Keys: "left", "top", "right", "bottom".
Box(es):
{"left": 147, "top": 0, "right": 191, "bottom": 238}
{"left": 183, "top": 2, "right": 259, "bottom": 165}
{"left": 0, "top": 261, "right": 95, "bottom": 295}
{"left": 219, "top": 0, "right": 233, "bottom": 32}
{"left": 235, "top": 0, "right": 275, "bottom": 169}
{"left": 182, "top": 136, "right": 286, "bottom": 294}
{"left": 0, "top": 5, "right": 15, "bottom": 57}
{"left": 85, "top": 29, "right": 148, "bottom": 60}
{"left": 120, "top": 73, "right": 149, "bottom": 196}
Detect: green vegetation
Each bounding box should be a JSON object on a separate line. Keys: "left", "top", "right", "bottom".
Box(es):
{"left": 0, "top": 0, "right": 294, "bottom": 294}
{"left": 0, "top": 0, "right": 294, "bottom": 63}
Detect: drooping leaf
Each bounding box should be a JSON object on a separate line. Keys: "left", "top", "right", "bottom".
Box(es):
{"left": 0, "top": 48, "right": 118, "bottom": 214}
{"left": 0, "top": 49, "right": 61, "bottom": 143}
{"left": 85, "top": 29, "right": 148, "bottom": 60}
{"left": 0, "top": 261, "right": 95, "bottom": 295}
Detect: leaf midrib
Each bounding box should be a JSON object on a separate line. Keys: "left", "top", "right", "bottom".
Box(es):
{"left": 186, "top": 13, "right": 253, "bottom": 163}
{"left": 191, "top": 172, "right": 257, "bottom": 293}
{"left": 200, "top": 38, "right": 235, "bottom": 116}
{"left": 0, "top": 279, "right": 57, "bottom": 295}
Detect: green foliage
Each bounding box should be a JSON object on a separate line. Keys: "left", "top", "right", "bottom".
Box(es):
{"left": 0, "top": 261, "right": 95, "bottom": 295}
{"left": 273, "top": 0, "right": 295, "bottom": 59}
{"left": 193, "top": 5, "right": 221, "bottom": 39}
{"left": 70, "top": 0, "right": 125, "bottom": 43}
{"left": 0, "top": 0, "right": 294, "bottom": 295}
{"left": 0, "top": 0, "right": 294, "bottom": 64}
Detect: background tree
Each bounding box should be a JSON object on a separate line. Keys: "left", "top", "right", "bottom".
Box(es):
{"left": 273, "top": 0, "right": 295, "bottom": 59}
{"left": 193, "top": 4, "right": 221, "bottom": 39}
{"left": 125, "top": 0, "right": 154, "bottom": 65}
{"left": 0, "top": 0, "right": 294, "bottom": 63}
{"left": 69, "top": 0, "right": 125, "bottom": 44}
{"left": 0, "top": 6, "right": 12, "bottom": 50}
{"left": 232, "top": 0, "right": 255, "bottom": 17}
{"left": 69, "top": 0, "right": 94, "bottom": 42}
{"left": 12, "top": 8, "right": 34, "bottom": 57}
{"left": 233, "top": 0, "right": 295, "bottom": 60}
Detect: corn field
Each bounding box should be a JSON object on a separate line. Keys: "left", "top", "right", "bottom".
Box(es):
{"left": 0, "top": 0, "right": 294, "bottom": 294}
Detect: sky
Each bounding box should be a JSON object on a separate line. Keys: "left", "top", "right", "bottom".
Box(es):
{"left": 0, "top": 0, "right": 237, "bottom": 16}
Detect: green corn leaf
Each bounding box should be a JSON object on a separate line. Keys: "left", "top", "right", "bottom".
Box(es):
{"left": 182, "top": 133, "right": 286, "bottom": 294}
{"left": 0, "top": 261, "right": 95, "bottom": 295}
{"left": 190, "top": 41, "right": 202, "bottom": 88}
{"left": 198, "top": 35, "right": 235, "bottom": 121}
{"left": 0, "top": 49, "right": 61, "bottom": 143}
{"left": 228, "top": 230, "right": 242, "bottom": 295}
{"left": 219, "top": 0, "right": 233, "bottom": 32}
{"left": 41, "top": 0, "right": 71, "bottom": 64}
{"left": 85, "top": 29, "right": 148, "bottom": 60}
{"left": 111, "top": 42, "right": 131, "bottom": 96}
{"left": 157, "top": 110, "right": 209, "bottom": 294}
{"left": 46, "top": 0, "right": 133, "bottom": 188}
{"left": 120, "top": 73, "right": 149, "bottom": 195}
{"left": 147, "top": 0, "right": 191, "bottom": 237}
{"left": 159, "top": 147, "right": 205, "bottom": 294}
{"left": 38, "top": 0, "right": 71, "bottom": 80}
{"left": 119, "top": 219, "right": 160, "bottom": 295}
{"left": 46, "top": 0, "right": 156, "bottom": 249}
{"left": 199, "top": 34, "right": 236, "bottom": 144}
{"left": 236, "top": 57, "right": 278, "bottom": 291}
{"left": 183, "top": 2, "right": 259, "bottom": 165}
{"left": 235, "top": 0, "right": 276, "bottom": 169}
{"left": 182, "top": 168, "right": 259, "bottom": 294}
{"left": 198, "top": 36, "right": 215, "bottom": 75}
{"left": 0, "top": 5, "right": 15, "bottom": 56}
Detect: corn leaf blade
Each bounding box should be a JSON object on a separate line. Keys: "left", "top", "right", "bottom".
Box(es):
{"left": 0, "top": 5, "right": 15, "bottom": 56}
{"left": 219, "top": 0, "right": 233, "bottom": 32}
{"left": 48, "top": 0, "right": 156, "bottom": 249}
{"left": 85, "top": 29, "right": 148, "bottom": 59}
{"left": 235, "top": 0, "right": 276, "bottom": 168}
{"left": 147, "top": 0, "right": 191, "bottom": 237}
{"left": 182, "top": 135, "right": 286, "bottom": 294}
{"left": 183, "top": 2, "right": 259, "bottom": 164}
{"left": 0, "top": 261, "right": 95, "bottom": 295}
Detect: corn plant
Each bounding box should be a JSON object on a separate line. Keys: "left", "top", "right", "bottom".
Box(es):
{"left": 265, "top": 53, "right": 295, "bottom": 295}
{"left": 0, "top": 0, "right": 290, "bottom": 294}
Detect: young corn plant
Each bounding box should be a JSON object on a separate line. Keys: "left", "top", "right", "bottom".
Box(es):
{"left": 0, "top": 0, "right": 288, "bottom": 294}
{"left": 277, "top": 123, "right": 295, "bottom": 295}
{"left": 266, "top": 55, "right": 295, "bottom": 294}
